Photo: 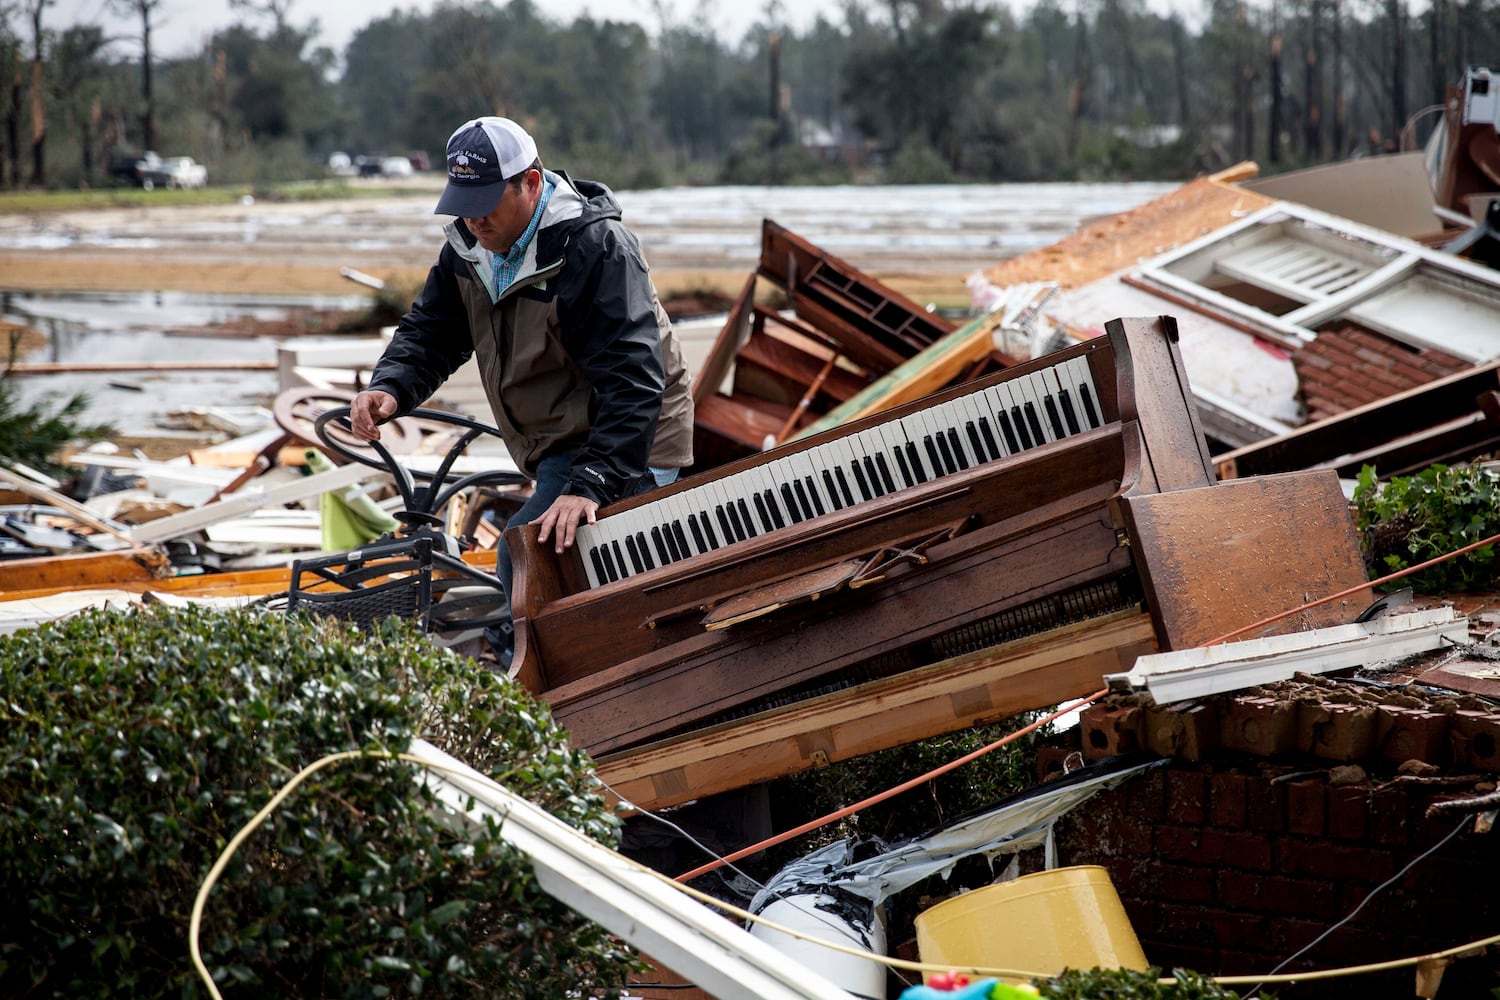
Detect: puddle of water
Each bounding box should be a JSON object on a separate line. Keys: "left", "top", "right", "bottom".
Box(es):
{"left": 4, "top": 290, "right": 368, "bottom": 436}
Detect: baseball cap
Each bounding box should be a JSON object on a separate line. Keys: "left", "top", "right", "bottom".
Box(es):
{"left": 433, "top": 116, "right": 538, "bottom": 218}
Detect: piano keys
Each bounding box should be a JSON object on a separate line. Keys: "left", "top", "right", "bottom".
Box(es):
{"left": 506, "top": 316, "right": 1375, "bottom": 764}
{"left": 576, "top": 356, "right": 1103, "bottom": 588}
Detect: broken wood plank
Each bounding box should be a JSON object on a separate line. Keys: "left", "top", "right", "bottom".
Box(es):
{"left": 4, "top": 361, "right": 277, "bottom": 375}
{"left": 593, "top": 610, "right": 1157, "bottom": 812}
{"left": 128, "top": 461, "right": 390, "bottom": 545}
{"left": 0, "top": 546, "right": 172, "bottom": 594}
{"left": 0, "top": 466, "right": 137, "bottom": 545}
{"left": 792, "top": 308, "right": 1012, "bottom": 440}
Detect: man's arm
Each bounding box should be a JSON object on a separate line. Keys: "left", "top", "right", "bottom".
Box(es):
{"left": 362, "top": 249, "right": 475, "bottom": 429}
{"left": 556, "top": 226, "right": 666, "bottom": 506}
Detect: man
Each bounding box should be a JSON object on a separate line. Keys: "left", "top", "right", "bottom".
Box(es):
{"left": 349, "top": 115, "right": 694, "bottom": 664}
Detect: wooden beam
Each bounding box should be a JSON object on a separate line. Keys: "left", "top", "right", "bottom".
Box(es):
{"left": 0, "top": 546, "right": 173, "bottom": 594}
{"left": 5, "top": 361, "right": 277, "bottom": 375}
{"left": 792, "top": 308, "right": 1009, "bottom": 440}
{"left": 592, "top": 610, "right": 1157, "bottom": 813}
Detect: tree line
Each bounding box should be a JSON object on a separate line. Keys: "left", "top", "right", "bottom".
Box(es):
{"left": 2, "top": 0, "right": 1498, "bottom": 192}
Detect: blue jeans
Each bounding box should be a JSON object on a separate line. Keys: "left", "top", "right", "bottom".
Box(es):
{"left": 489, "top": 456, "right": 679, "bottom": 659}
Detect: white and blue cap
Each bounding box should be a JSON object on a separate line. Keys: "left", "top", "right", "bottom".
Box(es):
{"left": 433, "top": 116, "right": 538, "bottom": 218}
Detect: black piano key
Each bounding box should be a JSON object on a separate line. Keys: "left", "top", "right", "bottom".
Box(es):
{"left": 1058, "top": 389, "right": 1082, "bottom": 435}
{"left": 793, "top": 479, "right": 818, "bottom": 519}
{"left": 610, "top": 539, "right": 630, "bottom": 577}
{"left": 945, "top": 429, "right": 970, "bottom": 470}
{"left": 1079, "top": 384, "right": 1101, "bottom": 428}
{"left": 904, "top": 442, "right": 928, "bottom": 483}
{"left": 723, "top": 503, "right": 746, "bottom": 541}
{"left": 753, "top": 492, "right": 775, "bottom": 531}
{"left": 735, "top": 498, "right": 759, "bottom": 536}
{"left": 850, "top": 460, "right": 874, "bottom": 500}
{"left": 997, "top": 410, "right": 1022, "bottom": 453}
{"left": 802, "top": 476, "right": 826, "bottom": 517}
{"left": 667, "top": 520, "right": 687, "bottom": 561}
{"left": 1043, "top": 395, "right": 1065, "bottom": 439}
{"left": 1023, "top": 401, "right": 1046, "bottom": 446}
{"left": 965, "top": 421, "right": 990, "bottom": 463}
{"left": 934, "top": 432, "right": 958, "bottom": 474}
{"left": 651, "top": 525, "right": 671, "bottom": 563}
{"left": 600, "top": 542, "right": 619, "bottom": 583}
{"left": 589, "top": 547, "right": 608, "bottom": 585}
{"left": 978, "top": 416, "right": 1001, "bottom": 459}
{"left": 671, "top": 521, "right": 693, "bottom": 558}
{"left": 860, "top": 456, "right": 886, "bottom": 496}
{"left": 821, "top": 470, "right": 845, "bottom": 510}
{"left": 874, "top": 453, "right": 898, "bottom": 493}
{"left": 779, "top": 483, "right": 804, "bottom": 523}
{"left": 714, "top": 505, "right": 733, "bottom": 543}
{"left": 924, "top": 436, "right": 946, "bottom": 477}
{"left": 764, "top": 488, "right": 788, "bottom": 529}
{"left": 697, "top": 510, "right": 719, "bottom": 549}
{"left": 624, "top": 533, "right": 645, "bottom": 574}
{"left": 893, "top": 446, "right": 916, "bottom": 488}
{"left": 636, "top": 531, "right": 656, "bottom": 570}
{"left": 1010, "top": 406, "right": 1034, "bottom": 449}
{"left": 833, "top": 467, "right": 856, "bottom": 506}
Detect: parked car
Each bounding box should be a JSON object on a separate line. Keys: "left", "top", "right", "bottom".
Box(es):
{"left": 107, "top": 150, "right": 162, "bottom": 187}
{"left": 139, "top": 156, "right": 207, "bottom": 190}
{"left": 379, "top": 155, "right": 415, "bottom": 177}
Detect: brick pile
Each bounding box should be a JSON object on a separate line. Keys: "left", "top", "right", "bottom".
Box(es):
{"left": 1030, "top": 674, "right": 1500, "bottom": 997}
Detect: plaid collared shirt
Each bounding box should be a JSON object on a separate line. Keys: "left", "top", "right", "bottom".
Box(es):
{"left": 491, "top": 175, "right": 555, "bottom": 300}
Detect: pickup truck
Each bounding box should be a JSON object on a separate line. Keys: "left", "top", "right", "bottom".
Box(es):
{"left": 139, "top": 156, "right": 208, "bottom": 190}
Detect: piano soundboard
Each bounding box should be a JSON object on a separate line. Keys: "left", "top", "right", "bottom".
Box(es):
{"left": 576, "top": 355, "right": 1102, "bottom": 589}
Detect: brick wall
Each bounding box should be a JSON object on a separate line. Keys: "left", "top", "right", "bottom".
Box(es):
{"left": 1047, "top": 760, "right": 1500, "bottom": 998}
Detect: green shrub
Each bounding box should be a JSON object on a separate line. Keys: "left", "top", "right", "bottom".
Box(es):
{"left": 1038, "top": 966, "right": 1252, "bottom": 997}
{"left": 1352, "top": 462, "right": 1500, "bottom": 592}
{"left": 0, "top": 605, "right": 639, "bottom": 998}
{"left": 0, "top": 372, "right": 111, "bottom": 477}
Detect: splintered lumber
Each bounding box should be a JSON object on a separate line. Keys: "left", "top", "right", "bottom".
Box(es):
{"left": 0, "top": 546, "right": 173, "bottom": 593}
{"left": 792, "top": 307, "right": 1012, "bottom": 440}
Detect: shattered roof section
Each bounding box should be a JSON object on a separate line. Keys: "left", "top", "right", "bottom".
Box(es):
{"left": 980, "top": 163, "right": 1276, "bottom": 292}
{"left": 1295, "top": 321, "right": 1471, "bottom": 422}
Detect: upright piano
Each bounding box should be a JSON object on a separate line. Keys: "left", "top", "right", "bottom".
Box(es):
{"left": 507, "top": 316, "right": 1373, "bottom": 800}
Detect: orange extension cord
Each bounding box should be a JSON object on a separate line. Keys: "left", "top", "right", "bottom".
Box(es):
{"left": 674, "top": 527, "right": 1500, "bottom": 885}
{"left": 674, "top": 690, "right": 1108, "bottom": 883}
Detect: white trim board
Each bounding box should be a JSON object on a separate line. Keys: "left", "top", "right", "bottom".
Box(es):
{"left": 406, "top": 739, "right": 860, "bottom": 1000}
{"left": 1105, "top": 607, "right": 1469, "bottom": 704}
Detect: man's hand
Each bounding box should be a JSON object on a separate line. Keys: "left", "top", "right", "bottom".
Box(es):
{"left": 349, "top": 389, "right": 398, "bottom": 442}
{"left": 534, "top": 493, "right": 600, "bottom": 554}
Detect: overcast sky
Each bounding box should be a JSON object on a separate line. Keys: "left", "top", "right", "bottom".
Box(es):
{"left": 43, "top": 0, "right": 846, "bottom": 61}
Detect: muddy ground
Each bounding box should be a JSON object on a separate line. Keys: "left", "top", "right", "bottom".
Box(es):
{"left": 0, "top": 180, "right": 972, "bottom": 306}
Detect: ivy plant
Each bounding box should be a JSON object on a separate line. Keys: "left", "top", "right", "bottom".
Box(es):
{"left": 1038, "top": 967, "right": 1255, "bottom": 998}
{"left": 0, "top": 604, "right": 640, "bottom": 998}
{"left": 1352, "top": 462, "right": 1500, "bottom": 593}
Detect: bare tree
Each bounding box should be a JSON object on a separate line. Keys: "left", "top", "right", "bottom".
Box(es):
{"left": 1386, "top": 0, "right": 1406, "bottom": 145}
{"left": 107, "top": 0, "right": 161, "bottom": 151}
{"left": 1303, "top": 0, "right": 1325, "bottom": 160}
{"left": 24, "top": 0, "right": 50, "bottom": 186}
{"left": 2, "top": 1, "right": 19, "bottom": 189}
{"left": 1331, "top": 0, "right": 1345, "bottom": 154}
{"left": 1269, "top": 0, "right": 1282, "bottom": 164}
{"left": 228, "top": 0, "right": 294, "bottom": 34}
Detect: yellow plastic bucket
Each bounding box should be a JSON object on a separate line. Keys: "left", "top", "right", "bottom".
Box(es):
{"left": 913, "top": 865, "right": 1147, "bottom": 983}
